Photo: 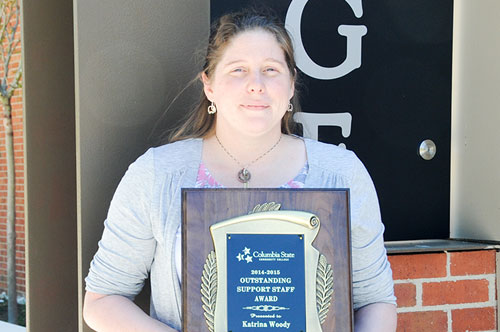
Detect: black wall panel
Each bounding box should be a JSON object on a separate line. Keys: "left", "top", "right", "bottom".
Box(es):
{"left": 211, "top": 0, "right": 453, "bottom": 240}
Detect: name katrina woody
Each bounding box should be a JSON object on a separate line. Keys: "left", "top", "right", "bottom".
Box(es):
{"left": 242, "top": 320, "right": 291, "bottom": 329}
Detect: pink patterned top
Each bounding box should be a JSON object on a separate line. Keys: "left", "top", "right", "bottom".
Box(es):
{"left": 195, "top": 162, "right": 308, "bottom": 188}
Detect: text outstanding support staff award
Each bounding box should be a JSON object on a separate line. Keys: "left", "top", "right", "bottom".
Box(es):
{"left": 182, "top": 189, "right": 353, "bottom": 332}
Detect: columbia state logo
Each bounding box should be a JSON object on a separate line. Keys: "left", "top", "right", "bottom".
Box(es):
{"left": 236, "top": 247, "right": 253, "bottom": 263}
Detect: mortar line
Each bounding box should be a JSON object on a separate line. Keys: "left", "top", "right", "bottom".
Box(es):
{"left": 415, "top": 280, "right": 423, "bottom": 308}
{"left": 396, "top": 302, "right": 497, "bottom": 313}
{"left": 446, "top": 251, "right": 451, "bottom": 277}
{"left": 447, "top": 308, "right": 452, "bottom": 332}
{"left": 393, "top": 274, "right": 496, "bottom": 284}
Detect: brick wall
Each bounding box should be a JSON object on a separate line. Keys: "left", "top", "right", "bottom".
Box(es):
{"left": 0, "top": 15, "right": 25, "bottom": 296}
{"left": 389, "top": 250, "right": 498, "bottom": 332}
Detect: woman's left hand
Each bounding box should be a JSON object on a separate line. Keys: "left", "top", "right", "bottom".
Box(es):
{"left": 354, "top": 302, "right": 397, "bottom": 332}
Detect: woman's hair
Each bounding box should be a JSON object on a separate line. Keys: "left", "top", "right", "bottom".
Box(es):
{"left": 167, "top": 9, "right": 302, "bottom": 143}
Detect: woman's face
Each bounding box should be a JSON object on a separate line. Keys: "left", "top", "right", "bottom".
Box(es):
{"left": 203, "top": 29, "right": 295, "bottom": 138}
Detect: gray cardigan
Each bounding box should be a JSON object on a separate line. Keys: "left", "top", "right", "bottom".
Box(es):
{"left": 85, "top": 138, "right": 395, "bottom": 330}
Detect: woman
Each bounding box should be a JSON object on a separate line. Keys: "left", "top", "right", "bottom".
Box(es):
{"left": 83, "top": 10, "right": 397, "bottom": 332}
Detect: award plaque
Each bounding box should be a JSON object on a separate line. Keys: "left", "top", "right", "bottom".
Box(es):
{"left": 182, "top": 189, "right": 353, "bottom": 331}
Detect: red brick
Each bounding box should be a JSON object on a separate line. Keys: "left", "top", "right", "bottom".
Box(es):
{"left": 1, "top": 22, "right": 27, "bottom": 298}
{"left": 452, "top": 307, "right": 496, "bottom": 332}
{"left": 388, "top": 253, "right": 447, "bottom": 279}
{"left": 394, "top": 283, "right": 416, "bottom": 307}
{"left": 450, "top": 250, "right": 496, "bottom": 276}
{"left": 397, "top": 311, "right": 448, "bottom": 332}
{"left": 422, "top": 280, "right": 489, "bottom": 305}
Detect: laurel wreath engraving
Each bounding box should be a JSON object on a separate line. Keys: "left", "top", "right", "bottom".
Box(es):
{"left": 249, "top": 202, "right": 281, "bottom": 214}
{"left": 201, "top": 251, "right": 217, "bottom": 332}
{"left": 316, "top": 254, "right": 334, "bottom": 324}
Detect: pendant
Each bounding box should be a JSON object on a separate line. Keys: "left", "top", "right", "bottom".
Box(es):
{"left": 237, "top": 168, "right": 251, "bottom": 185}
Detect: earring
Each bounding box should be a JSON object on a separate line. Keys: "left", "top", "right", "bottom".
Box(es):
{"left": 208, "top": 102, "right": 217, "bottom": 114}
{"left": 287, "top": 103, "right": 293, "bottom": 112}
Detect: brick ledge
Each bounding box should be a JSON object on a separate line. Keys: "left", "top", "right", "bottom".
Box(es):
{"left": 385, "top": 239, "right": 500, "bottom": 254}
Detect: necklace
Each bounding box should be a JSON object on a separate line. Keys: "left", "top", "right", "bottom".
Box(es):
{"left": 215, "top": 133, "right": 282, "bottom": 188}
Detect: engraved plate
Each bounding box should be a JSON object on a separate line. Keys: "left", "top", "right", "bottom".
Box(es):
{"left": 227, "top": 234, "right": 306, "bottom": 330}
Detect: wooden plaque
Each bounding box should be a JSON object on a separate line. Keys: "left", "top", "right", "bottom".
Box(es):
{"left": 182, "top": 189, "right": 353, "bottom": 331}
